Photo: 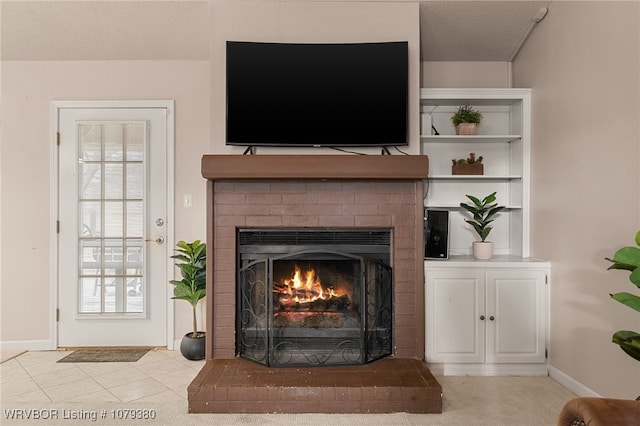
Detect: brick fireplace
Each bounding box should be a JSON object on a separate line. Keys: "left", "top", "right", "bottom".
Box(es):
{"left": 188, "top": 155, "right": 442, "bottom": 413}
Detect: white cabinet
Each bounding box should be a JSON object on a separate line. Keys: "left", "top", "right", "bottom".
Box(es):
{"left": 421, "top": 88, "right": 531, "bottom": 257}
{"left": 425, "top": 261, "right": 549, "bottom": 375}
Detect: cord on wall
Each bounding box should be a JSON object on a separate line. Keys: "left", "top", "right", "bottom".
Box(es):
{"left": 509, "top": 6, "right": 549, "bottom": 62}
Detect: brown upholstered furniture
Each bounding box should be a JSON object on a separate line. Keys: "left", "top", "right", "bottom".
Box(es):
{"left": 557, "top": 397, "right": 640, "bottom": 426}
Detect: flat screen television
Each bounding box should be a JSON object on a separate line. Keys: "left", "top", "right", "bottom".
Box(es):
{"left": 226, "top": 41, "right": 408, "bottom": 147}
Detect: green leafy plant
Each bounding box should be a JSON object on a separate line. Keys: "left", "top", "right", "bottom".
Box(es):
{"left": 170, "top": 240, "right": 206, "bottom": 338}
{"left": 451, "top": 105, "right": 483, "bottom": 126}
{"left": 605, "top": 230, "right": 640, "bottom": 362}
{"left": 459, "top": 192, "right": 505, "bottom": 242}
{"left": 452, "top": 152, "right": 483, "bottom": 165}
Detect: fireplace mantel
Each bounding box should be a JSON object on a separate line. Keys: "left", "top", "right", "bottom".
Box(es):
{"left": 201, "top": 154, "right": 429, "bottom": 180}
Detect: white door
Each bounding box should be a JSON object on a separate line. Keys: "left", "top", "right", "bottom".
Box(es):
{"left": 425, "top": 268, "right": 485, "bottom": 363}
{"left": 486, "top": 269, "right": 546, "bottom": 364}
{"left": 57, "top": 103, "right": 173, "bottom": 347}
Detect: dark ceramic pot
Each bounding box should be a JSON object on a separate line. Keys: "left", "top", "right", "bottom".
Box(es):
{"left": 180, "top": 332, "right": 205, "bottom": 360}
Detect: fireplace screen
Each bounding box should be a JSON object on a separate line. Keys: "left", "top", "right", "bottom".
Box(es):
{"left": 237, "top": 229, "right": 392, "bottom": 367}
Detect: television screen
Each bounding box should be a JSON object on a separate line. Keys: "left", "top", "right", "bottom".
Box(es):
{"left": 226, "top": 41, "right": 408, "bottom": 147}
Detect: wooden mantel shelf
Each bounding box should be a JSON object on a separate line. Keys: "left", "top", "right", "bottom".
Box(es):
{"left": 201, "top": 155, "right": 429, "bottom": 180}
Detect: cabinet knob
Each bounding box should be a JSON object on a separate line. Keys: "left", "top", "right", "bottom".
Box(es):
{"left": 490, "top": 316, "right": 495, "bottom": 321}
{"left": 480, "top": 315, "right": 485, "bottom": 321}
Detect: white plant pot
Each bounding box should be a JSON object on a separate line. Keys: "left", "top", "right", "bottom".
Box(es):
{"left": 472, "top": 241, "right": 494, "bottom": 260}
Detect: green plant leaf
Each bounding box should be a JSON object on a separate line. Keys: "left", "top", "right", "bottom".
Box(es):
{"left": 482, "top": 192, "right": 497, "bottom": 204}
{"left": 611, "top": 246, "right": 640, "bottom": 268}
{"left": 630, "top": 267, "right": 640, "bottom": 288}
{"left": 610, "top": 292, "right": 640, "bottom": 313}
{"left": 465, "top": 194, "right": 482, "bottom": 207}
{"left": 612, "top": 331, "right": 640, "bottom": 362}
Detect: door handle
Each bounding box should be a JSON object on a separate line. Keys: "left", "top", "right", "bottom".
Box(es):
{"left": 145, "top": 236, "right": 165, "bottom": 244}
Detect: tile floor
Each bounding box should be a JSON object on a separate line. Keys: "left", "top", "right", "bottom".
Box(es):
{"left": 1, "top": 349, "right": 202, "bottom": 405}
{"left": 1, "top": 350, "right": 578, "bottom": 425}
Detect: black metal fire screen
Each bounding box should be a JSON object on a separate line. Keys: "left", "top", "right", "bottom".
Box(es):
{"left": 236, "top": 229, "right": 392, "bottom": 367}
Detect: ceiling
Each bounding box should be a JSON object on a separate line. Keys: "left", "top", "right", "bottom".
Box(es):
{"left": 419, "top": 1, "right": 552, "bottom": 61}
{"left": 1, "top": 0, "right": 553, "bottom": 62}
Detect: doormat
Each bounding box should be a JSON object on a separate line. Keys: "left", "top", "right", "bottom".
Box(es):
{"left": 57, "top": 349, "right": 149, "bottom": 363}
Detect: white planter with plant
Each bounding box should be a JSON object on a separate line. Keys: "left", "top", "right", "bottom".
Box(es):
{"left": 460, "top": 192, "right": 505, "bottom": 260}
{"left": 451, "top": 105, "right": 483, "bottom": 135}
{"left": 170, "top": 240, "right": 207, "bottom": 360}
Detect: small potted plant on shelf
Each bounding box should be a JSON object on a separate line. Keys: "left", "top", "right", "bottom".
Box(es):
{"left": 452, "top": 153, "right": 484, "bottom": 175}
{"left": 170, "top": 240, "right": 207, "bottom": 360}
{"left": 460, "top": 192, "right": 505, "bottom": 260}
{"left": 451, "top": 105, "right": 483, "bottom": 135}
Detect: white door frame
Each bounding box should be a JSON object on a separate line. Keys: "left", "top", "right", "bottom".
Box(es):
{"left": 50, "top": 100, "right": 175, "bottom": 349}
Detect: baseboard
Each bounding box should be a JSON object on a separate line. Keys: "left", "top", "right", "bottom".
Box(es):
{"left": 0, "top": 339, "right": 55, "bottom": 351}
{"left": 548, "top": 365, "right": 601, "bottom": 397}
{"left": 426, "top": 362, "right": 548, "bottom": 376}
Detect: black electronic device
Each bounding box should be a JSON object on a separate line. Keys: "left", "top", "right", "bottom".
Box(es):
{"left": 424, "top": 209, "right": 449, "bottom": 260}
{"left": 226, "top": 41, "right": 408, "bottom": 148}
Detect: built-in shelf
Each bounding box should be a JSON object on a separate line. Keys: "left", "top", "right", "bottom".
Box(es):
{"left": 428, "top": 175, "right": 522, "bottom": 180}
{"left": 425, "top": 204, "right": 523, "bottom": 210}
{"left": 421, "top": 135, "right": 522, "bottom": 143}
{"left": 421, "top": 88, "right": 531, "bottom": 258}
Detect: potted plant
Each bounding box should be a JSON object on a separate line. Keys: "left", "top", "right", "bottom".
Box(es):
{"left": 606, "top": 230, "right": 640, "bottom": 362}
{"left": 451, "top": 105, "right": 483, "bottom": 135}
{"left": 460, "top": 192, "right": 505, "bottom": 260}
{"left": 557, "top": 232, "right": 640, "bottom": 423}
{"left": 452, "top": 152, "right": 484, "bottom": 175}
{"left": 170, "top": 240, "right": 207, "bottom": 360}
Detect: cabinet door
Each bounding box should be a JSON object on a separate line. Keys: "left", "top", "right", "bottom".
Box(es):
{"left": 425, "top": 268, "right": 485, "bottom": 363}
{"left": 486, "top": 270, "right": 546, "bottom": 363}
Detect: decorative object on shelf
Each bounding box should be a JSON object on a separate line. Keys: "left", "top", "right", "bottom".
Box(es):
{"left": 460, "top": 192, "right": 505, "bottom": 260}
{"left": 605, "top": 230, "right": 640, "bottom": 362}
{"left": 452, "top": 153, "right": 484, "bottom": 175}
{"left": 451, "top": 105, "right": 483, "bottom": 135}
{"left": 170, "top": 240, "right": 207, "bottom": 360}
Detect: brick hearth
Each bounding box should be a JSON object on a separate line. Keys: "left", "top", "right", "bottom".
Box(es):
{"left": 190, "top": 155, "right": 441, "bottom": 413}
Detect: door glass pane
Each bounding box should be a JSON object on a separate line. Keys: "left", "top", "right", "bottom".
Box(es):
{"left": 104, "top": 164, "right": 123, "bottom": 199}
{"left": 104, "top": 124, "right": 124, "bottom": 161}
{"left": 80, "top": 201, "right": 101, "bottom": 238}
{"left": 80, "top": 163, "right": 101, "bottom": 199}
{"left": 104, "top": 202, "right": 123, "bottom": 238}
{"left": 77, "top": 122, "right": 146, "bottom": 315}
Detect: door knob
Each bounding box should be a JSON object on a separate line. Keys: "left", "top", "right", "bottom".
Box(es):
{"left": 480, "top": 315, "right": 485, "bottom": 321}
{"left": 145, "top": 236, "right": 165, "bottom": 244}
{"left": 489, "top": 316, "right": 495, "bottom": 321}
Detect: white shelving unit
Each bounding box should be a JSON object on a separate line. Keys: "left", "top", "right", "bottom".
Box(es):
{"left": 421, "top": 89, "right": 550, "bottom": 375}
{"left": 421, "top": 88, "right": 531, "bottom": 258}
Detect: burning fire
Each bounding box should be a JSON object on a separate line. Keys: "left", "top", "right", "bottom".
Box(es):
{"left": 273, "top": 264, "right": 353, "bottom": 327}
{"left": 274, "top": 265, "right": 350, "bottom": 309}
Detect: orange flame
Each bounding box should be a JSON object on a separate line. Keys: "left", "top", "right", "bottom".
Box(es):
{"left": 276, "top": 265, "right": 344, "bottom": 306}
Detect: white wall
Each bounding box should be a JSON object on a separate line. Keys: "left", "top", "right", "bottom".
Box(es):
{"left": 513, "top": 1, "right": 640, "bottom": 398}
{"left": 0, "top": 0, "right": 420, "bottom": 349}
{"left": 422, "top": 61, "right": 511, "bottom": 88}
{"left": 0, "top": 61, "right": 210, "bottom": 347}
{"left": 210, "top": 1, "right": 421, "bottom": 155}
